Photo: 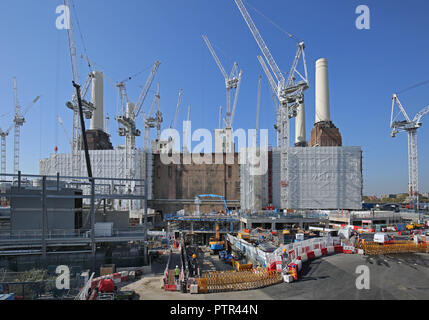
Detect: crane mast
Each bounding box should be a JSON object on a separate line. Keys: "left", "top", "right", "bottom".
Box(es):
{"left": 202, "top": 34, "right": 242, "bottom": 152}
{"left": 255, "top": 75, "right": 262, "bottom": 146}
{"left": 134, "top": 61, "right": 161, "bottom": 119}
{"left": 183, "top": 105, "right": 192, "bottom": 153}
{"left": 12, "top": 77, "right": 41, "bottom": 174}
{"left": 234, "top": 0, "right": 308, "bottom": 209}
{"left": 144, "top": 83, "right": 161, "bottom": 152}
{"left": 171, "top": 89, "right": 183, "bottom": 130}
{"left": 63, "top": 0, "right": 96, "bottom": 176}
{"left": 115, "top": 61, "right": 160, "bottom": 197}
{"left": 257, "top": 56, "right": 281, "bottom": 147}
{"left": 390, "top": 94, "right": 429, "bottom": 211}
{"left": 63, "top": 0, "right": 81, "bottom": 176}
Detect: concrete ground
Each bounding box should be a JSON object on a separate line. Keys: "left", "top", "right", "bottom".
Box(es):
{"left": 121, "top": 252, "right": 429, "bottom": 300}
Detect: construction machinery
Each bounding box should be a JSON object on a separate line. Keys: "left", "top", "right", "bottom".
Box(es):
{"left": 238, "top": 229, "right": 251, "bottom": 241}
{"left": 1, "top": 77, "right": 41, "bottom": 174}
{"left": 202, "top": 34, "right": 242, "bottom": 152}
{"left": 164, "top": 89, "right": 183, "bottom": 152}
{"left": 116, "top": 61, "right": 160, "bottom": 182}
{"left": 170, "top": 89, "right": 183, "bottom": 131}
{"left": 143, "top": 82, "right": 161, "bottom": 152}
{"left": 234, "top": 0, "right": 309, "bottom": 209}
{"left": 194, "top": 194, "right": 234, "bottom": 254}
{"left": 194, "top": 194, "right": 233, "bottom": 232}
{"left": 390, "top": 94, "right": 429, "bottom": 211}
{"left": 209, "top": 223, "right": 225, "bottom": 255}
{"left": 63, "top": 0, "right": 97, "bottom": 176}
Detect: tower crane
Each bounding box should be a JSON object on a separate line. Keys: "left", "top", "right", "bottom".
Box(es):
{"left": 390, "top": 94, "right": 429, "bottom": 211}
{"left": 170, "top": 89, "right": 183, "bottom": 130}
{"left": 234, "top": 0, "right": 309, "bottom": 209}
{"left": 202, "top": 35, "right": 243, "bottom": 152}
{"left": 143, "top": 82, "right": 161, "bottom": 152}
{"left": 155, "top": 101, "right": 163, "bottom": 141}
{"left": 116, "top": 61, "right": 160, "bottom": 180}
{"left": 183, "top": 105, "right": 192, "bottom": 153}
{"left": 63, "top": 0, "right": 96, "bottom": 176}
{"left": 12, "top": 77, "right": 41, "bottom": 173}
{"left": 165, "top": 89, "right": 183, "bottom": 153}
{"left": 257, "top": 55, "right": 281, "bottom": 147}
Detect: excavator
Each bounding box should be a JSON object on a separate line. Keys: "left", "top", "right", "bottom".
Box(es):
{"left": 209, "top": 223, "right": 224, "bottom": 255}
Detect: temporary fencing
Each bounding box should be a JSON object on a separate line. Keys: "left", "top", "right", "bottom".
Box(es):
{"left": 357, "top": 241, "right": 429, "bottom": 255}
{"left": 268, "top": 236, "right": 342, "bottom": 266}
{"left": 198, "top": 267, "right": 282, "bottom": 293}
{"left": 226, "top": 234, "right": 342, "bottom": 267}
{"left": 90, "top": 271, "right": 131, "bottom": 291}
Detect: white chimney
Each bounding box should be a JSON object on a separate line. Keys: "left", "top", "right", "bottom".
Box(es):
{"left": 90, "top": 71, "right": 104, "bottom": 131}
{"left": 295, "top": 102, "right": 306, "bottom": 145}
{"left": 315, "top": 58, "right": 330, "bottom": 123}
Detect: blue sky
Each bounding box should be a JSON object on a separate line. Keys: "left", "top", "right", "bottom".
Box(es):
{"left": 0, "top": 0, "right": 428, "bottom": 196}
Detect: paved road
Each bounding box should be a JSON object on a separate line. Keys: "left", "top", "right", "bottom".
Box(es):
{"left": 254, "top": 253, "right": 429, "bottom": 300}
{"left": 125, "top": 252, "right": 429, "bottom": 300}
{"left": 130, "top": 252, "right": 429, "bottom": 300}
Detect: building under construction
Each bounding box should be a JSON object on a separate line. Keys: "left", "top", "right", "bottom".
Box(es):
{"left": 241, "top": 58, "right": 363, "bottom": 212}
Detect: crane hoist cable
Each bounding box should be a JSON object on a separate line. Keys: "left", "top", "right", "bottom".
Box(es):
{"left": 244, "top": 0, "right": 301, "bottom": 43}
{"left": 397, "top": 79, "right": 429, "bottom": 95}
{"left": 70, "top": 0, "right": 91, "bottom": 70}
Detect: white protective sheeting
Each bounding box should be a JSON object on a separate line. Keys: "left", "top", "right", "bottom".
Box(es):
{"left": 240, "top": 147, "right": 269, "bottom": 211}
{"left": 273, "top": 146, "right": 362, "bottom": 210}
{"left": 39, "top": 149, "right": 153, "bottom": 209}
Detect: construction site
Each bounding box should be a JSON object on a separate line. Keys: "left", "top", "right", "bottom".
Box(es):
{"left": 0, "top": 0, "right": 429, "bottom": 301}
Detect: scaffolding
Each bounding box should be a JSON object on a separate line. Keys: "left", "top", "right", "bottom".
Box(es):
{"left": 0, "top": 172, "right": 148, "bottom": 270}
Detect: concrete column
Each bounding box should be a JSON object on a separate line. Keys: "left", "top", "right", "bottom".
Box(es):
{"left": 272, "top": 222, "right": 276, "bottom": 231}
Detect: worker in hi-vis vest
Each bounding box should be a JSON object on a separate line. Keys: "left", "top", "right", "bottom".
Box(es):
{"left": 175, "top": 265, "right": 180, "bottom": 283}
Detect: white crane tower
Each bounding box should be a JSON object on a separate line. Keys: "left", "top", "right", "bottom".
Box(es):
{"left": 234, "top": 0, "right": 309, "bottom": 209}
{"left": 143, "top": 82, "right": 161, "bottom": 152}
{"left": 255, "top": 75, "right": 262, "bottom": 146}
{"left": 170, "top": 89, "right": 183, "bottom": 131}
{"left": 116, "top": 61, "right": 160, "bottom": 179}
{"left": 0, "top": 78, "right": 40, "bottom": 175}
{"left": 390, "top": 94, "right": 429, "bottom": 211}
{"left": 202, "top": 34, "right": 242, "bottom": 152}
